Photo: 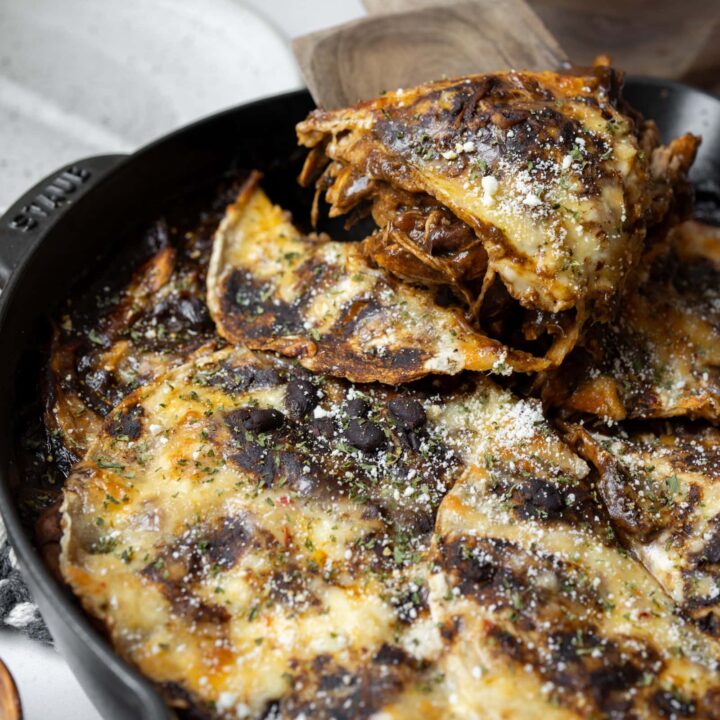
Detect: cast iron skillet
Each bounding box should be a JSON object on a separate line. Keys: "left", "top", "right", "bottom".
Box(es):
{"left": 0, "top": 80, "right": 719, "bottom": 720}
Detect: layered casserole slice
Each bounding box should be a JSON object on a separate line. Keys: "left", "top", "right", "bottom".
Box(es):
{"left": 207, "top": 175, "right": 548, "bottom": 384}
{"left": 297, "top": 62, "right": 698, "bottom": 364}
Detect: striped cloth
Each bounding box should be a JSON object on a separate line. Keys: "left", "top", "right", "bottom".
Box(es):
{"left": 0, "top": 521, "right": 51, "bottom": 643}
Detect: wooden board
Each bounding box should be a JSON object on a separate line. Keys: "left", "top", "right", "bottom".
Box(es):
{"left": 364, "top": 0, "right": 720, "bottom": 91}
{"left": 293, "top": 0, "right": 567, "bottom": 109}
{"left": 0, "top": 659, "right": 22, "bottom": 720}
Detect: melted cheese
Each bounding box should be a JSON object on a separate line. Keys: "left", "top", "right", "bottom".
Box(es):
{"left": 59, "top": 345, "right": 720, "bottom": 718}
{"left": 207, "top": 176, "right": 547, "bottom": 382}
{"left": 297, "top": 68, "right": 694, "bottom": 320}
{"left": 61, "top": 346, "right": 475, "bottom": 717}
{"left": 431, "top": 444, "right": 720, "bottom": 717}
{"left": 546, "top": 221, "right": 720, "bottom": 421}
{"left": 570, "top": 424, "right": 720, "bottom": 634}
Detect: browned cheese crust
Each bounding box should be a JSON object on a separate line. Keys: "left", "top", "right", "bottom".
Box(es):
{"left": 297, "top": 63, "right": 698, "bottom": 365}
{"left": 543, "top": 221, "right": 720, "bottom": 421}
{"left": 567, "top": 422, "right": 720, "bottom": 638}
{"left": 37, "top": 59, "right": 720, "bottom": 720}
{"left": 60, "top": 345, "right": 720, "bottom": 719}
{"left": 60, "top": 346, "right": 477, "bottom": 719}
{"left": 207, "top": 174, "right": 548, "bottom": 384}
{"left": 45, "top": 210, "right": 223, "bottom": 468}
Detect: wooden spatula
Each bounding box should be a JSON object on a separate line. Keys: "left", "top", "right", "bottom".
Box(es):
{"left": 0, "top": 658, "right": 22, "bottom": 720}
{"left": 293, "top": 0, "right": 568, "bottom": 109}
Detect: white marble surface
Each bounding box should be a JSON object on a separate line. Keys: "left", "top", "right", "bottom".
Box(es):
{"left": 0, "top": 0, "right": 305, "bottom": 212}
{"left": 0, "top": 0, "right": 364, "bottom": 717}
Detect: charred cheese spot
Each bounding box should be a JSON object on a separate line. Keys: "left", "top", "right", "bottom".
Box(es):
{"left": 284, "top": 379, "right": 320, "bottom": 420}
{"left": 107, "top": 403, "right": 144, "bottom": 441}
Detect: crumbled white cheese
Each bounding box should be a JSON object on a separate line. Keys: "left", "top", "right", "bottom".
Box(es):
{"left": 481, "top": 175, "right": 499, "bottom": 206}
{"left": 235, "top": 703, "right": 251, "bottom": 719}
{"left": 216, "top": 693, "right": 237, "bottom": 712}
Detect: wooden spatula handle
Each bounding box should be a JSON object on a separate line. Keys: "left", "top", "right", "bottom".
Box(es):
{"left": 0, "top": 658, "right": 22, "bottom": 720}
{"left": 293, "top": 0, "right": 567, "bottom": 109}
{"left": 361, "top": 0, "right": 720, "bottom": 92}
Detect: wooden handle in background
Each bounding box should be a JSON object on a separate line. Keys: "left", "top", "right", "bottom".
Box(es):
{"left": 293, "top": 0, "right": 567, "bottom": 109}
{"left": 366, "top": 0, "right": 720, "bottom": 92}
{"left": 0, "top": 658, "right": 22, "bottom": 720}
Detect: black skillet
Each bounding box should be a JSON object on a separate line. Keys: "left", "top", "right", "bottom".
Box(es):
{"left": 0, "top": 79, "right": 718, "bottom": 720}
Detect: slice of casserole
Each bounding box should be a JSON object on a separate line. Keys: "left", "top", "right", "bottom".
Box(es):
{"left": 297, "top": 61, "right": 698, "bottom": 364}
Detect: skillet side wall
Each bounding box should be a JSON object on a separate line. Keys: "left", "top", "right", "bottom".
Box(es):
{"left": 0, "top": 80, "right": 719, "bottom": 719}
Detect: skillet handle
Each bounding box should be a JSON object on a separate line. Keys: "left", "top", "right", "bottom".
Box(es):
{"left": 0, "top": 154, "right": 127, "bottom": 291}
